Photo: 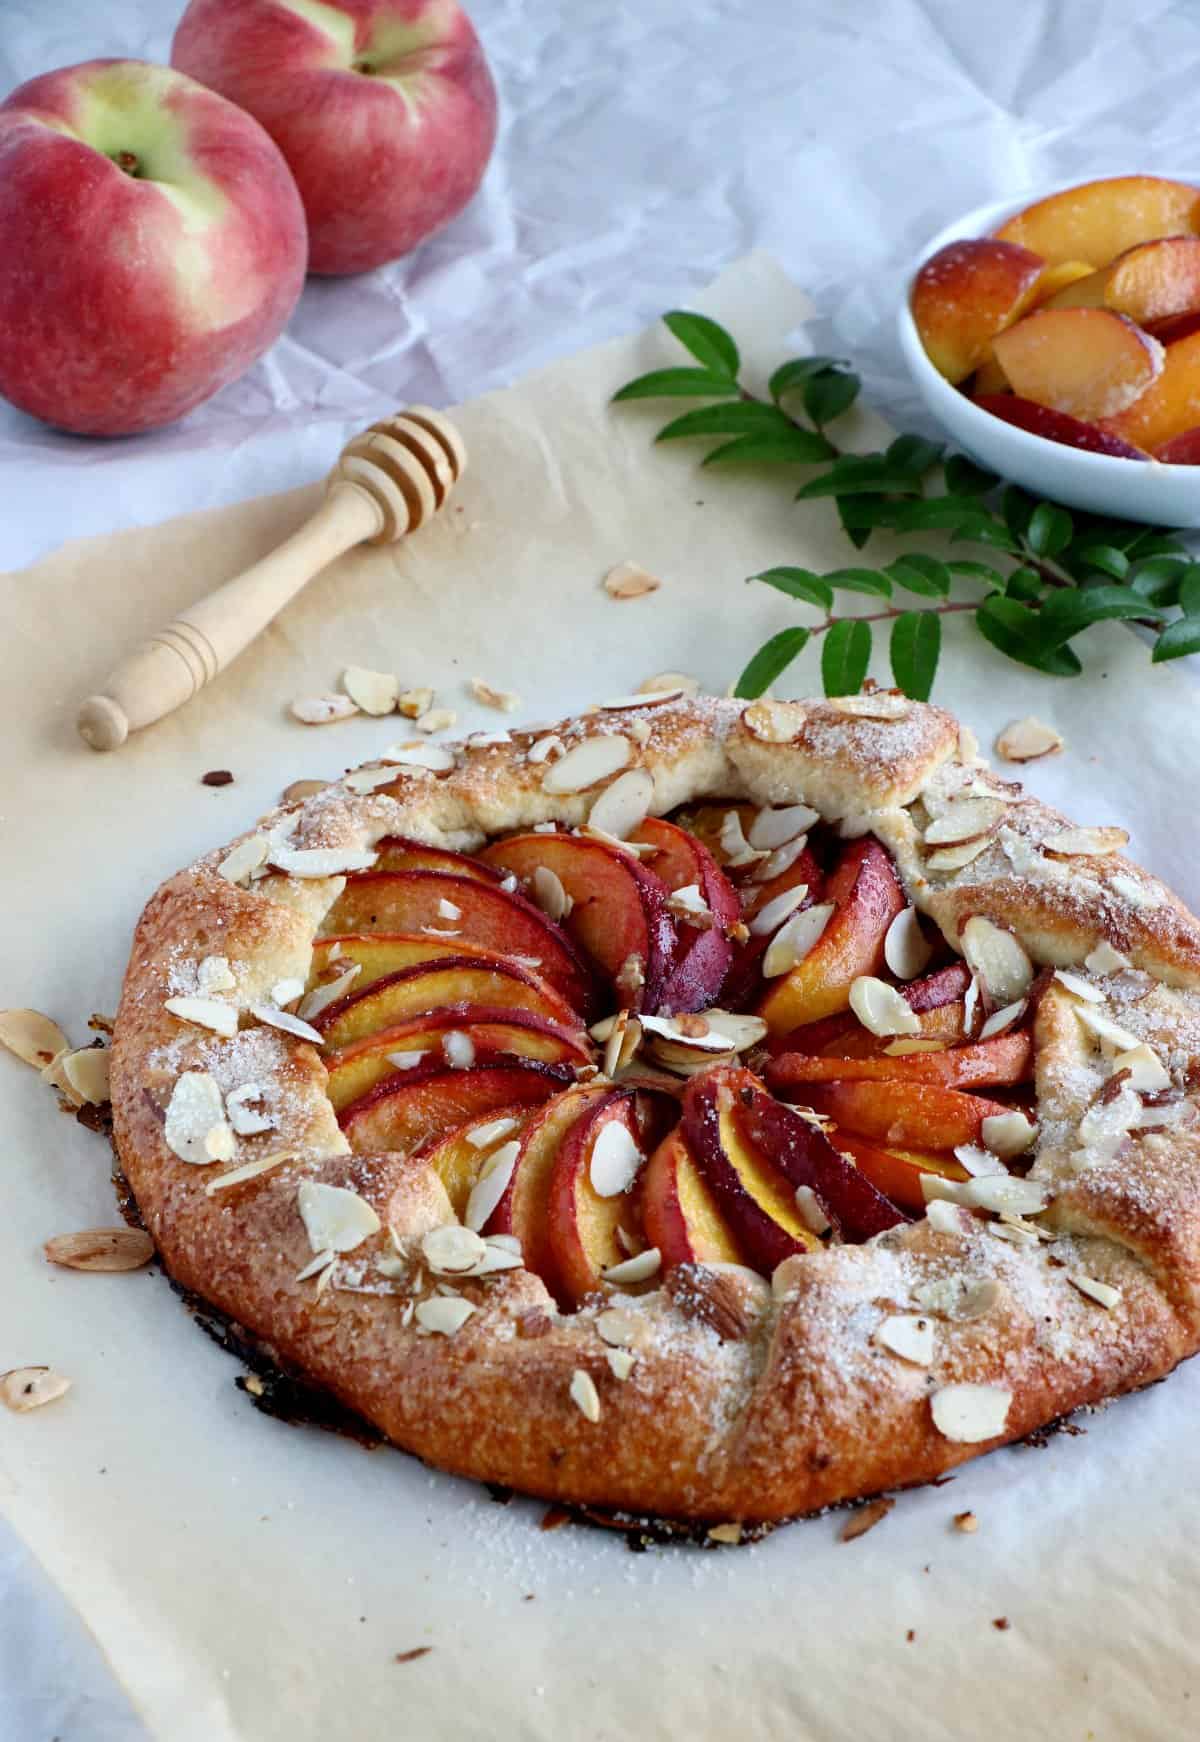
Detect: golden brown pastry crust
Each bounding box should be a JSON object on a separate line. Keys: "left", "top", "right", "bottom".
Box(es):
{"left": 110, "top": 694, "right": 1200, "bottom": 1524}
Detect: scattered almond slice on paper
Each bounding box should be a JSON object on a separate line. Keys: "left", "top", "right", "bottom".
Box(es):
{"left": 342, "top": 665, "right": 399, "bottom": 716}
{"left": 995, "top": 717, "right": 1064, "bottom": 763}
{"left": 470, "top": 677, "right": 521, "bottom": 712}
{"left": 397, "top": 686, "right": 435, "bottom": 720}
{"left": 416, "top": 708, "right": 457, "bottom": 735}
{"left": 603, "top": 560, "right": 661, "bottom": 600}
{"left": 44, "top": 1228, "right": 154, "bottom": 1271}
{"left": 0, "top": 1008, "right": 69, "bottom": 1070}
{"left": 2, "top": 1367, "right": 72, "bottom": 1413}
{"left": 60, "top": 1047, "right": 112, "bottom": 1105}
{"left": 638, "top": 671, "right": 699, "bottom": 696}
{"left": 290, "top": 694, "right": 359, "bottom": 726}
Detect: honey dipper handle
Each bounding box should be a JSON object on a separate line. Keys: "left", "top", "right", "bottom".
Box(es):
{"left": 77, "top": 482, "right": 383, "bottom": 751}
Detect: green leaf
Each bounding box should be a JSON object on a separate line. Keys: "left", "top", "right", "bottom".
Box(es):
{"left": 612, "top": 368, "right": 742, "bottom": 402}
{"left": 1152, "top": 616, "right": 1200, "bottom": 663}
{"left": 974, "top": 597, "right": 1083, "bottom": 676}
{"left": 950, "top": 517, "right": 1021, "bottom": 552}
{"left": 1002, "top": 485, "right": 1037, "bottom": 541}
{"left": 824, "top": 568, "right": 893, "bottom": 597}
{"left": 702, "top": 429, "right": 836, "bottom": 466}
{"left": 887, "top": 433, "right": 944, "bottom": 475}
{"left": 890, "top": 496, "right": 993, "bottom": 532}
{"left": 803, "top": 369, "right": 861, "bottom": 427}
{"left": 837, "top": 496, "right": 876, "bottom": 549}
{"left": 655, "top": 401, "right": 796, "bottom": 442}
{"left": 1005, "top": 566, "right": 1043, "bottom": 601}
{"left": 885, "top": 553, "right": 952, "bottom": 598}
{"left": 733, "top": 627, "right": 810, "bottom": 697}
{"left": 821, "top": 618, "right": 872, "bottom": 696}
{"left": 1180, "top": 566, "right": 1200, "bottom": 618}
{"left": 944, "top": 454, "right": 998, "bottom": 496}
{"left": 1036, "top": 585, "right": 1153, "bottom": 647}
{"left": 749, "top": 567, "right": 834, "bottom": 611}
{"left": 1066, "top": 541, "right": 1129, "bottom": 581}
{"left": 1130, "top": 556, "right": 1189, "bottom": 606}
{"left": 946, "top": 560, "right": 1005, "bottom": 587}
{"left": 1126, "top": 531, "right": 1188, "bottom": 561}
{"left": 769, "top": 356, "right": 849, "bottom": 399}
{"left": 1026, "top": 501, "right": 1074, "bottom": 559}
{"left": 796, "top": 455, "right": 921, "bottom": 500}
{"left": 890, "top": 610, "right": 941, "bottom": 700}
{"left": 662, "top": 310, "right": 739, "bottom": 378}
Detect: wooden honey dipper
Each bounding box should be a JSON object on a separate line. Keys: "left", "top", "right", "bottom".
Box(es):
{"left": 77, "top": 406, "right": 467, "bottom": 751}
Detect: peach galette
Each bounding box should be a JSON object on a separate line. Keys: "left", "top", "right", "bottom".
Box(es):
{"left": 111, "top": 693, "right": 1200, "bottom": 1527}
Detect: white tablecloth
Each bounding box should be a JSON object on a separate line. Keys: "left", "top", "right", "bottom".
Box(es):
{"left": 4, "top": 0, "right": 1199, "bottom": 1733}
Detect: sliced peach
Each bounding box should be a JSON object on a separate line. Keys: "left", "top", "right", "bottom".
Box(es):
{"left": 991, "top": 307, "right": 1163, "bottom": 422}
{"left": 1029, "top": 258, "right": 1097, "bottom": 305}
{"left": 1146, "top": 311, "right": 1200, "bottom": 345}
{"left": 631, "top": 816, "right": 740, "bottom": 1013}
{"left": 672, "top": 801, "right": 757, "bottom": 869}
{"left": 639, "top": 1127, "right": 746, "bottom": 1269}
{"left": 767, "top": 1030, "right": 1032, "bottom": 1092}
{"left": 309, "top": 931, "right": 526, "bottom": 990}
{"left": 411, "top": 1104, "right": 537, "bottom": 1218}
{"left": 370, "top": 836, "right": 504, "bottom": 884}
{"left": 324, "top": 1007, "right": 592, "bottom": 1111}
{"left": 974, "top": 394, "right": 1151, "bottom": 458}
{"left": 484, "top": 1085, "right": 611, "bottom": 1290}
{"left": 757, "top": 838, "right": 906, "bottom": 1036}
{"left": 1045, "top": 236, "right": 1200, "bottom": 327}
{"left": 546, "top": 1090, "right": 645, "bottom": 1306}
{"left": 338, "top": 1059, "right": 571, "bottom": 1151}
{"left": 903, "top": 964, "right": 972, "bottom": 1011}
{"left": 833, "top": 1133, "right": 969, "bottom": 1215}
{"left": 321, "top": 871, "right": 594, "bottom": 1015}
{"left": 481, "top": 832, "right": 677, "bottom": 1011}
{"left": 972, "top": 351, "right": 1010, "bottom": 396}
{"left": 797, "top": 1080, "right": 1014, "bottom": 1151}
{"left": 910, "top": 239, "right": 1046, "bottom": 384}
{"left": 680, "top": 1068, "right": 818, "bottom": 1270}
{"left": 316, "top": 958, "right": 579, "bottom": 1049}
{"left": 994, "top": 175, "right": 1200, "bottom": 267}
{"left": 722, "top": 844, "right": 824, "bottom": 1012}
{"left": 1154, "top": 425, "right": 1200, "bottom": 463}
{"left": 1101, "top": 327, "right": 1200, "bottom": 450}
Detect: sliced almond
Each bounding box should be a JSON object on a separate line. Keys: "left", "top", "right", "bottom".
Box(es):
{"left": 271, "top": 978, "right": 304, "bottom": 1008}
{"left": 639, "top": 671, "right": 699, "bottom": 696}
{"left": 218, "top": 835, "right": 269, "bottom": 885}
{"left": 667, "top": 884, "right": 712, "bottom": 928}
{"left": 794, "top": 1184, "right": 831, "bottom": 1236}
{"left": 442, "top": 1030, "right": 476, "bottom": 1070}
{"left": 1085, "top": 940, "right": 1131, "bottom": 976}
{"left": 416, "top": 707, "right": 457, "bottom": 735}
{"left": 60, "top": 1047, "right": 112, "bottom": 1105}
{"left": 0, "top": 1009, "right": 70, "bottom": 1070}
{"left": 600, "top": 688, "right": 688, "bottom": 710}
{"left": 342, "top": 765, "right": 398, "bottom": 796}
{"left": 874, "top": 1312, "right": 934, "bottom": 1365}
{"left": 742, "top": 700, "right": 803, "bottom": 744}
{"left": 381, "top": 741, "right": 455, "bottom": 773}
{"left": 1, "top": 1367, "right": 72, "bottom": 1413}
{"left": 995, "top": 717, "right": 1063, "bottom": 763}
{"left": 1053, "top": 969, "right": 1104, "bottom": 1005}
{"left": 588, "top": 767, "right": 654, "bottom": 840}
{"left": 962, "top": 1174, "right": 1046, "bottom": 1215}
{"left": 924, "top": 799, "right": 1006, "bottom": 846}
{"left": 290, "top": 694, "right": 359, "bottom": 726}
{"left": 748, "top": 803, "right": 820, "bottom": 851}
{"left": 248, "top": 1003, "right": 324, "bottom": 1046}
{"left": 1067, "top": 1272, "right": 1121, "bottom": 1310}
{"left": 749, "top": 884, "right": 810, "bottom": 938}
{"left": 589, "top": 1122, "right": 643, "bottom": 1198}
{"left": 1076, "top": 1085, "right": 1142, "bottom": 1161}
{"left": 268, "top": 844, "right": 378, "bottom": 878}
{"left": 752, "top": 835, "right": 810, "bottom": 884}
{"left": 467, "top": 729, "right": 512, "bottom": 748}
{"left": 1112, "top": 1043, "right": 1170, "bottom": 1093}
{"left": 978, "top": 1000, "right": 1026, "bottom": 1040}
{"left": 342, "top": 665, "right": 399, "bottom": 716}
{"left": 422, "top": 1224, "right": 488, "bottom": 1274}
{"left": 1075, "top": 1006, "right": 1141, "bottom": 1054}
{"left": 931, "top": 1383, "right": 1011, "bottom": 1444}
{"left": 924, "top": 1198, "right": 968, "bottom": 1236}
{"left": 531, "top": 866, "right": 572, "bottom": 921}
{"left": 595, "top": 1307, "right": 646, "bottom": 1349}
{"left": 464, "top": 1140, "right": 521, "bottom": 1232}
{"left": 957, "top": 722, "right": 981, "bottom": 764}
{"left": 926, "top": 837, "right": 991, "bottom": 873}
{"left": 466, "top": 1116, "right": 520, "bottom": 1150}
{"left": 297, "top": 1180, "right": 381, "bottom": 1254}
{"left": 298, "top": 963, "right": 362, "bottom": 1022}
{"left": 849, "top": 976, "right": 921, "bottom": 1038}
{"left": 602, "top": 1247, "right": 661, "bottom": 1284}
{"left": 606, "top": 1347, "right": 637, "bottom": 1381}
{"left": 953, "top": 1144, "right": 1006, "bottom": 1177}
{"left": 164, "top": 995, "right": 238, "bottom": 1038}
{"left": 884, "top": 907, "right": 932, "bottom": 981}
{"left": 569, "top": 1367, "right": 602, "bottom": 1421}
{"left": 164, "top": 1071, "right": 227, "bottom": 1164}
{"left": 197, "top": 955, "right": 237, "bottom": 995}
{"left": 603, "top": 561, "right": 660, "bottom": 600}
{"left": 470, "top": 677, "right": 520, "bottom": 712}
{"left": 205, "top": 1149, "right": 294, "bottom": 1194}
{"left": 960, "top": 916, "right": 1033, "bottom": 1005}
{"left": 282, "top": 778, "right": 329, "bottom": 804}
{"left": 829, "top": 692, "right": 911, "bottom": 720}
{"left": 719, "top": 810, "right": 767, "bottom": 869}
{"left": 979, "top": 1110, "right": 1038, "bottom": 1159}
{"left": 762, "top": 903, "right": 835, "bottom": 978}
{"left": 386, "top": 1049, "right": 428, "bottom": 1071}
{"left": 225, "top": 1081, "right": 275, "bottom": 1137}
{"left": 541, "top": 734, "right": 632, "bottom": 794}
{"left": 415, "top": 1296, "right": 476, "bottom": 1335}
{"left": 44, "top": 1228, "right": 154, "bottom": 1271}
{"left": 1042, "top": 826, "right": 1129, "bottom": 859}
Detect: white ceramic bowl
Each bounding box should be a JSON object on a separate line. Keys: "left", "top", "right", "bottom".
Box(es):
{"left": 897, "top": 182, "right": 1200, "bottom": 526}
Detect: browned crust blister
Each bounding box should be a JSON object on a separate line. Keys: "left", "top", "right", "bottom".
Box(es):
{"left": 110, "top": 695, "right": 1200, "bottom": 1524}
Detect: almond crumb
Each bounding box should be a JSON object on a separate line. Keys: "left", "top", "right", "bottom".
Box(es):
{"left": 954, "top": 1510, "right": 979, "bottom": 1534}
{"left": 839, "top": 1496, "right": 895, "bottom": 1542}
{"left": 603, "top": 560, "right": 661, "bottom": 600}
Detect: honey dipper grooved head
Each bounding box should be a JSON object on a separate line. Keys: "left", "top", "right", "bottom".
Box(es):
{"left": 330, "top": 407, "right": 468, "bottom": 546}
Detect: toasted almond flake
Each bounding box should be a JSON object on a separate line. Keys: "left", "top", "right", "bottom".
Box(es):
{"left": 883, "top": 1037, "right": 948, "bottom": 1055}
{"left": 268, "top": 843, "right": 377, "bottom": 878}
{"left": 290, "top": 694, "right": 359, "bottom": 725}
{"left": 763, "top": 902, "right": 835, "bottom": 978}
{"left": 875, "top": 1313, "right": 934, "bottom": 1365}
{"left": 995, "top": 716, "right": 1063, "bottom": 763}
{"left": 794, "top": 1184, "right": 831, "bottom": 1236}
{"left": 1075, "top": 1006, "right": 1141, "bottom": 1054}
{"left": 343, "top": 765, "right": 399, "bottom": 795}
{"left": 271, "top": 977, "right": 305, "bottom": 1008}
{"left": 225, "top": 1082, "right": 275, "bottom": 1137}
{"left": 435, "top": 1028, "right": 474, "bottom": 1070}
{"left": 1053, "top": 969, "right": 1104, "bottom": 1005}
{"left": 978, "top": 999, "right": 1027, "bottom": 1040}
{"left": 606, "top": 1347, "right": 637, "bottom": 1381}
{"left": 1085, "top": 940, "right": 1131, "bottom": 976}
{"left": 466, "top": 1116, "right": 520, "bottom": 1150}
{"left": 748, "top": 803, "right": 820, "bottom": 851}
{"left": 381, "top": 740, "right": 456, "bottom": 773}
{"left": 752, "top": 835, "right": 811, "bottom": 884}
{"left": 595, "top": 1308, "right": 642, "bottom": 1349}
{"left": 1043, "top": 826, "right": 1129, "bottom": 859}
{"left": 246, "top": 1004, "right": 323, "bottom": 1047}
{"left": 849, "top": 976, "right": 921, "bottom": 1039}
{"left": 470, "top": 677, "right": 520, "bottom": 712}
{"left": 931, "top": 1382, "right": 1011, "bottom": 1444}
{"left": 602, "top": 1247, "right": 661, "bottom": 1284}
{"left": 667, "top": 883, "right": 712, "bottom": 927}
{"left": 748, "top": 884, "right": 810, "bottom": 938}
{"left": 639, "top": 671, "right": 699, "bottom": 696}
{"left": 955, "top": 1510, "right": 980, "bottom": 1533}
{"left": 980, "top": 1110, "right": 1038, "bottom": 1159}
{"left": 719, "top": 810, "right": 767, "bottom": 869}
{"left": 840, "top": 1496, "right": 895, "bottom": 1542}
{"left": 436, "top": 898, "right": 462, "bottom": 922}
{"left": 282, "top": 778, "right": 329, "bottom": 804}
{"left": 962, "top": 1173, "right": 1046, "bottom": 1214}
{"left": 60, "top": 1047, "right": 112, "bottom": 1105}
{"left": 526, "top": 735, "right": 564, "bottom": 766}
{"left": 205, "top": 1122, "right": 236, "bottom": 1162}
{"left": 1076, "top": 1085, "right": 1142, "bottom": 1160}
{"left": 588, "top": 767, "right": 655, "bottom": 840}
{"left": 953, "top": 1143, "right": 1006, "bottom": 1177}
{"left": 465, "top": 1141, "right": 520, "bottom": 1232}
{"left": 1112, "top": 1043, "right": 1170, "bottom": 1093}
{"left": 416, "top": 1296, "right": 476, "bottom": 1336}
{"left": 1067, "top": 1272, "right": 1122, "bottom": 1310}
{"left": 640, "top": 1009, "right": 766, "bottom": 1055}
{"left": 298, "top": 1180, "right": 381, "bottom": 1254}
{"left": 416, "top": 707, "right": 457, "bottom": 735}
{"left": 205, "top": 1149, "right": 294, "bottom": 1194}
{"left": 467, "top": 729, "right": 512, "bottom": 748}
{"left": 1, "top": 1368, "right": 71, "bottom": 1413}
{"left": 569, "top": 1367, "right": 602, "bottom": 1421}
{"left": 422, "top": 1224, "right": 488, "bottom": 1274}
{"left": 541, "top": 734, "right": 632, "bottom": 794}
{"left": 589, "top": 1122, "right": 643, "bottom": 1197}
{"left": 43, "top": 1228, "right": 154, "bottom": 1271}
{"left": 0, "top": 1008, "right": 70, "bottom": 1070}
{"left": 164, "top": 1071, "right": 227, "bottom": 1164}
{"left": 467, "top": 1240, "right": 525, "bottom": 1277}
{"left": 196, "top": 955, "right": 236, "bottom": 995}
{"left": 603, "top": 561, "right": 660, "bottom": 600}
{"left": 924, "top": 799, "right": 1006, "bottom": 847}
{"left": 395, "top": 687, "right": 434, "bottom": 721}
{"left": 582, "top": 824, "right": 656, "bottom": 859}
{"left": 531, "top": 866, "right": 572, "bottom": 922}
{"left": 925, "top": 1198, "right": 967, "bottom": 1236}
{"left": 742, "top": 700, "right": 803, "bottom": 744}
{"left": 342, "top": 665, "right": 399, "bottom": 716}
{"left": 218, "top": 835, "right": 269, "bottom": 885}
{"left": 387, "top": 1049, "right": 429, "bottom": 1070}
{"left": 298, "top": 963, "right": 361, "bottom": 1022}
{"left": 830, "top": 692, "right": 910, "bottom": 720}
{"left": 963, "top": 974, "right": 981, "bottom": 1037}
{"left": 884, "top": 907, "right": 933, "bottom": 981}
{"left": 926, "top": 837, "right": 991, "bottom": 873}
{"left": 960, "top": 916, "right": 1033, "bottom": 1005}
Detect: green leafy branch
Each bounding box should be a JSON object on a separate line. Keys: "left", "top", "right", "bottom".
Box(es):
{"left": 613, "top": 310, "right": 1200, "bottom": 700}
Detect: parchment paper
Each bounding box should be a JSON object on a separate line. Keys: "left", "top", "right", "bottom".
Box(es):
{"left": 3, "top": 254, "right": 1199, "bottom": 1741}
